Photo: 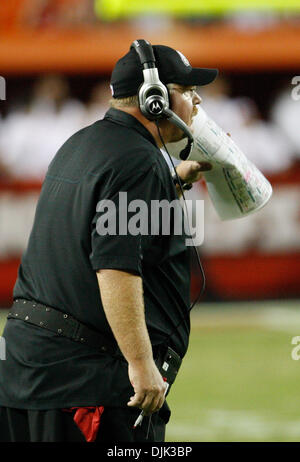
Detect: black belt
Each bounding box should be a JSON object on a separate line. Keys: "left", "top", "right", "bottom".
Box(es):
{"left": 8, "top": 299, "right": 120, "bottom": 355}
{"left": 8, "top": 299, "right": 179, "bottom": 366}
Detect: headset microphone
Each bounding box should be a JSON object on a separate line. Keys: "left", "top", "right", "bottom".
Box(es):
{"left": 161, "top": 107, "right": 194, "bottom": 160}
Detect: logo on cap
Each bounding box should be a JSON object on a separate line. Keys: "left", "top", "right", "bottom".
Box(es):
{"left": 176, "top": 51, "right": 190, "bottom": 67}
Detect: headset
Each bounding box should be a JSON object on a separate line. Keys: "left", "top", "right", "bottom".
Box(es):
{"left": 130, "top": 39, "right": 193, "bottom": 161}
{"left": 130, "top": 39, "right": 206, "bottom": 347}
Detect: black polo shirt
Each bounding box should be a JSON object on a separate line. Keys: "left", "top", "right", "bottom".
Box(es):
{"left": 0, "top": 108, "right": 191, "bottom": 410}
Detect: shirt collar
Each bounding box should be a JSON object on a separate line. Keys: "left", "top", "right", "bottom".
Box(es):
{"left": 104, "top": 107, "right": 158, "bottom": 148}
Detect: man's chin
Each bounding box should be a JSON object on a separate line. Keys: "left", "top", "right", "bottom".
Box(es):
{"left": 168, "top": 131, "right": 188, "bottom": 143}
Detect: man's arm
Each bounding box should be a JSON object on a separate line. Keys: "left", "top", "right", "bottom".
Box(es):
{"left": 97, "top": 269, "right": 166, "bottom": 415}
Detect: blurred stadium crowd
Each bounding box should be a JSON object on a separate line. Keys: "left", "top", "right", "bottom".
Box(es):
{"left": 0, "top": 77, "right": 111, "bottom": 180}
{"left": 1, "top": 0, "right": 300, "bottom": 303}
{"left": 0, "top": 74, "right": 299, "bottom": 181}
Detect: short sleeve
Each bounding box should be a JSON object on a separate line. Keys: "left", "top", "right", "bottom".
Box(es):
{"left": 89, "top": 163, "right": 164, "bottom": 275}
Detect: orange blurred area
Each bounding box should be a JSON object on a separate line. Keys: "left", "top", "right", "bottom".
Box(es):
{"left": 0, "top": 0, "right": 27, "bottom": 30}
{"left": 0, "top": 0, "right": 94, "bottom": 30}
{"left": 0, "top": 1, "right": 300, "bottom": 72}
{"left": 1, "top": 22, "right": 300, "bottom": 72}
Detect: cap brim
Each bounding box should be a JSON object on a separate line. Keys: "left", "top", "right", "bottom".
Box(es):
{"left": 184, "top": 68, "right": 218, "bottom": 86}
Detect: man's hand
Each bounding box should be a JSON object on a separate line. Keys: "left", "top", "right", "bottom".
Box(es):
{"left": 127, "top": 359, "right": 167, "bottom": 416}
{"left": 175, "top": 160, "right": 212, "bottom": 185}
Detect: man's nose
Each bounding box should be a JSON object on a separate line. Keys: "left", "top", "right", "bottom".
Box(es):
{"left": 193, "top": 93, "right": 202, "bottom": 105}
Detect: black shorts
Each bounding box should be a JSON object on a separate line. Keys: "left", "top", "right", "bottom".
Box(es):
{"left": 0, "top": 406, "right": 167, "bottom": 442}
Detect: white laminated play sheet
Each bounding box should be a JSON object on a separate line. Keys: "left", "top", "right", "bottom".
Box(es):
{"left": 166, "top": 106, "right": 272, "bottom": 220}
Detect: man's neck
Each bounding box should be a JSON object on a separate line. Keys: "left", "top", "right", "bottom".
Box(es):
{"left": 115, "top": 106, "right": 164, "bottom": 148}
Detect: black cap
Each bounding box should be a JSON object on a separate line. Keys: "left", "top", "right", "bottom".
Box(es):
{"left": 110, "top": 44, "right": 218, "bottom": 98}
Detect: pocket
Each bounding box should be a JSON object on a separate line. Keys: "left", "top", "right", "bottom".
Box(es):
{"left": 158, "top": 400, "right": 171, "bottom": 424}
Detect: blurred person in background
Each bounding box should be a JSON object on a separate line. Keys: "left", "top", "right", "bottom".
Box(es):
{"left": 199, "top": 76, "right": 248, "bottom": 133}
{"left": 271, "top": 81, "right": 300, "bottom": 161}
{"left": 0, "top": 117, "right": 11, "bottom": 180}
{"left": 0, "top": 155, "right": 13, "bottom": 181}
{"left": 200, "top": 75, "right": 294, "bottom": 174}
{"left": 232, "top": 98, "right": 294, "bottom": 174}
{"left": 0, "top": 156, "right": 13, "bottom": 181}
{"left": 0, "top": 41, "right": 215, "bottom": 442}
{"left": 0, "top": 75, "right": 85, "bottom": 181}
{"left": 84, "top": 80, "right": 111, "bottom": 126}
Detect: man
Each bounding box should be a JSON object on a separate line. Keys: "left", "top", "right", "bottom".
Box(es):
{"left": 0, "top": 43, "right": 217, "bottom": 442}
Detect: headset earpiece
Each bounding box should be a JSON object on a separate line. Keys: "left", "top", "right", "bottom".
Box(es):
{"left": 130, "top": 40, "right": 169, "bottom": 121}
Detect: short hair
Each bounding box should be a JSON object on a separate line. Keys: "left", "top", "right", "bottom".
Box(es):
{"left": 109, "top": 95, "right": 139, "bottom": 108}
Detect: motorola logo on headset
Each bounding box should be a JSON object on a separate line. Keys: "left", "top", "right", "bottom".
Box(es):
{"left": 150, "top": 100, "right": 163, "bottom": 113}
{"left": 146, "top": 95, "right": 165, "bottom": 116}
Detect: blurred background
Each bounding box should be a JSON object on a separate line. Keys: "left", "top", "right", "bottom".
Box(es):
{"left": 0, "top": 0, "right": 300, "bottom": 442}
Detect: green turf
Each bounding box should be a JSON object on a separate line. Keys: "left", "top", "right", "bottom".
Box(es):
{"left": 1, "top": 302, "right": 300, "bottom": 442}
{"left": 0, "top": 310, "right": 7, "bottom": 336}
{"left": 166, "top": 305, "right": 300, "bottom": 442}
